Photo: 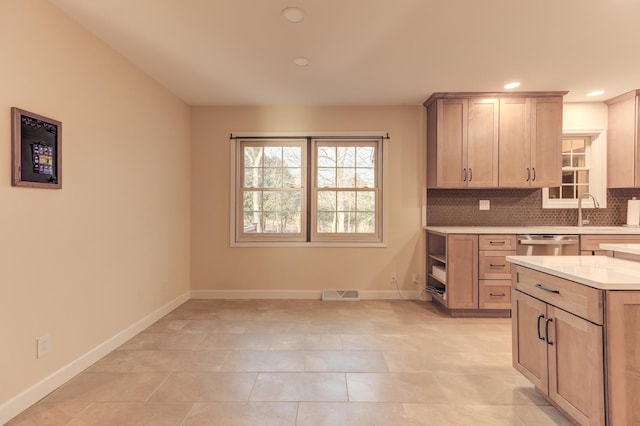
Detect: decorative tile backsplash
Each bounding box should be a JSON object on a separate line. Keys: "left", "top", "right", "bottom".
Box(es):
{"left": 426, "top": 188, "right": 640, "bottom": 226}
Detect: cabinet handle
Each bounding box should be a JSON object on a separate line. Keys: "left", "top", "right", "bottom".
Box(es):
{"left": 537, "top": 314, "right": 546, "bottom": 341}
{"left": 489, "top": 263, "right": 506, "bottom": 268}
{"left": 489, "top": 241, "right": 506, "bottom": 246}
{"left": 463, "top": 168, "right": 467, "bottom": 181}
{"left": 469, "top": 168, "right": 473, "bottom": 181}
{"left": 489, "top": 292, "right": 506, "bottom": 297}
{"left": 535, "top": 283, "right": 560, "bottom": 294}
{"left": 526, "top": 168, "right": 531, "bottom": 181}
{"left": 532, "top": 167, "right": 536, "bottom": 181}
{"left": 545, "top": 317, "right": 554, "bottom": 346}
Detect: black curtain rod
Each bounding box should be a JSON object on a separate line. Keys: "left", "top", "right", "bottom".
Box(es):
{"left": 229, "top": 133, "right": 390, "bottom": 140}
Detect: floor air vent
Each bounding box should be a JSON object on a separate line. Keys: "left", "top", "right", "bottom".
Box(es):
{"left": 322, "top": 290, "right": 360, "bottom": 301}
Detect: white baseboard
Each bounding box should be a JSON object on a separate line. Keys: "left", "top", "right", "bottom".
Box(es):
{"left": 191, "top": 289, "right": 424, "bottom": 300}
{"left": 0, "top": 291, "right": 190, "bottom": 425}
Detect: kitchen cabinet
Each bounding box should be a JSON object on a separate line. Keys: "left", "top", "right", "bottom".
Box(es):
{"left": 426, "top": 232, "right": 478, "bottom": 314}
{"left": 606, "top": 291, "right": 640, "bottom": 425}
{"left": 512, "top": 266, "right": 605, "bottom": 426}
{"left": 478, "top": 235, "right": 515, "bottom": 310}
{"left": 426, "top": 97, "right": 499, "bottom": 188}
{"left": 606, "top": 89, "right": 640, "bottom": 188}
{"left": 424, "top": 92, "right": 565, "bottom": 189}
{"left": 580, "top": 234, "right": 640, "bottom": 256}
{"left": 498, "top": 96, "right": 563, "bottom": 187}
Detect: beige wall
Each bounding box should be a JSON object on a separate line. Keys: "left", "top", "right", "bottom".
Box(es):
{"left": 191, "top": 106, "right": 425, "bottom": 295}
{"left": 0, "top": 0, "right": 191, "bottom": 405}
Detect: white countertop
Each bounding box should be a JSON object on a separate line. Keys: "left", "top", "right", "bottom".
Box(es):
{"left": 600, "top": 243, "right": 640, "bottom": 255}
{"left": 425, "top": 226, "right": 640, "bottom": 235}
{"left": 506, "top": 255, "right": 640, "bottom": 290}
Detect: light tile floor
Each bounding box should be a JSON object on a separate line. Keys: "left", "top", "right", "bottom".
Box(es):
{"left": 8, "top": 300, "right": 574, "bottom": 425}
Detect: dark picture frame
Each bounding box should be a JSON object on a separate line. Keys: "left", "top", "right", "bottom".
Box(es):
{"left": 11, "top": 107, "right": 62, "bottom": 189}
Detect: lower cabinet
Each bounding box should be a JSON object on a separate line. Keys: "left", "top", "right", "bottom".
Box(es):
{"left": 512, "top": 267, "right": 605, "bottom": 426}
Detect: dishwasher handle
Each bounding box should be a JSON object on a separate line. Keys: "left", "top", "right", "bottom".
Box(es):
{"left": 517, "top": 239, "right": 578, "bottom": 245}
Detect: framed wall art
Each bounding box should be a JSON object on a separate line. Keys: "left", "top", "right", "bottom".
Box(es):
{"left": 11, "top": 107, "right": 62, "bottom": 189}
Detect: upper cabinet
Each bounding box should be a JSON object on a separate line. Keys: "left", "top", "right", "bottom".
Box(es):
{"left": 425, "top": 92, "right": 566, "bottom": 189}
{"left": 606, "top": 89, "right": 640, "bottom": 188}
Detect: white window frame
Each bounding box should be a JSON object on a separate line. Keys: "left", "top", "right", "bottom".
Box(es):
{"left": 235, "top": 139, "right": 307, "bottom": 243}
{"left": 229, "top": 132, "right": 388, "bottom": 247}
{"left": 542, "top": 129, "right": 607, "bottom": 209}
{"left": 311, "top": 139, "right": 383, "bottom": 243}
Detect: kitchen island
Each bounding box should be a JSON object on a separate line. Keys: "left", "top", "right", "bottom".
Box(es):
{"left": 506, "top": 253, "right": 640, "bottom": 426}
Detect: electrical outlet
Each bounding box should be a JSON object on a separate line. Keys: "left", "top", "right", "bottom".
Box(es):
{"left": 479, "top": 200, "right": 490, "bottom": 210}
{"left": 391, "top": 272, "right": 397, "bottom": 281}
{"left": 413, "top": 273, "right": 420, "bottom": 284}
{"left": 37, "top": 335, "right": 51, "bottom": 358}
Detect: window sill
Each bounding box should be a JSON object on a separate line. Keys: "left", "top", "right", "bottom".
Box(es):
{"left": 230, "top": 241, "right": 388, "bottom": 248}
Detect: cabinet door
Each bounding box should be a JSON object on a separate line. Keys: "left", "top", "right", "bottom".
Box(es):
{"left": 499, "top": 98, "right": 531, "bottom": 187}
{"left": 436, "top": 99, "right": 468, "bottom": 187}
{"left": 606, "top": 92, "right": 638, "bottom": 188}
{"left": 467, "top": 98, "right": 499, "bottom": 187}
{"left": 546, "top": 306, "right": 605, "bottom": 426}
{"left": 606, "top": 291, "right": 640, "bottom": 426}
{"left": 512, "top": 289, "right": 548, "bottom": 393}
{"left": 530, "top": 97, "right": 562, "bottom": 188}
{"left": 446, "top": 234, "right": 478, "bottom": 309}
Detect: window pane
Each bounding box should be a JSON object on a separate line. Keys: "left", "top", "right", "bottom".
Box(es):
{"left": 562, "top": 186, "right": 575, "bottom": 199}
{"left": 577, "top": 170, "right": 589, "bottom": 184}
{"left": 356, "top": 168, "right": 375, "bottom": 188}
{"left": 337, "top": 191, "right": 356, "bottom": 212}
{"left": 244, "top": 168, "right": 263, "bottom": 188}
{"left": 317, "top": 147, "right": 336, "bottom": 167}
{"left": 243, "top": 191, "right": 262, "bottom": 211}
{"left": 283, "top": 168, "right": 302, "bottom": 187}
{"left": 549, "top": 187, "right": 560, "bottom": 199}
{"left": 356, "top": 147, "right": 376, "bottom": 168}
{"left": 562, "top": 139, "right": 572, "bottom": 154}
{"left": 337, "top": 168, "right": 356, "bottom": 187}
{"left": 318, "top": 168, "right": 336, "bottom": 187}
{"left": 244, "top": 147, "right": 263, "bottom": 167}
{"left": 263, "top": 168, "right": 283, "bottom": 188}
{"left": 337, "top": 147, "right": 356, "bottom": 167}
{"left": 357, "top": 192, "right": 375, "bottom": 211}
{"left": 317, "top": 191, "right": 336, "bottom": 211}
{"left": 243, "top": 212, "right": 261, "bottom": 233}
{"left": 263, "top": 212, "right": 281, "bottom": 232}
{"left": 577, "top": 185, "right": 589, "bottom": 199}
{"left": 356, "top": 212, "right": 375, "bottom": 233}
{"left": 562, "top": 171, "right": 574, "bottom": 184}
{"left": 562, "top": 155, "right": 571, "bottom": 168}
{"left": 573, "top": 139, "right": 586, "bottom": 154}
{"left": 335, "top": 212, "right": 356, "bottom": 232}
{"left": 264, "top": 147, "right": 282, "bottom": 167}
{"left": 283, "top": 147, "right": 301, "bottom": 167}
{"left": 572, "top": 154, "right": 586, "bottom": 167}
{"left": 282, "top": 191, "right": 302, "bottom": 212}
{"left": 317, "top": 212, "right": 336, "bottom": 232}
{"left": 263, "top": 191, "right": 282, "bottom": 211}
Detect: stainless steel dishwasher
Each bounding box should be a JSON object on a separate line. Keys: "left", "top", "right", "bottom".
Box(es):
{"left": 516, "top": 234, "right": 580, "bottom": 256}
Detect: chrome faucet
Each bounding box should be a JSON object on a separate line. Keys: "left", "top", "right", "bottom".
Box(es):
{"left": 578, "top": 193, "right": 600, "bottom": 227}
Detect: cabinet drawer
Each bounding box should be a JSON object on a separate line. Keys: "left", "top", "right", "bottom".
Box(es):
{"left": 514, "top": 265, "right": 604, "bottom": 324}
{"left": 479, "top": 280, "right": 511, "bottom": 309}
{"left": 479, "top": 234, "right": 516, "bottom": 250}
{"left": 580, "top": 234, "right": 640, "bottom": 251}
{"left": 479, "top": 250, "right": 516, "bottom": 279}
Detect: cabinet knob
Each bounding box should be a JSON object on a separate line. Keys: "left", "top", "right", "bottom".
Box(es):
{"left": 545, "top": 317, "right": 554, "bottom": 346}
{"left": 532, "top": 167, "right": 536, "bottom": 181}
{"left": 526, "top": 168, "right": 531, "bottom": 181}
{"left": 469, "top": 168, "right": 473, "bottom": 181}
{"left": 489, "top": 292, "right": 506, "bottom": 297}
{"left": 537, "top": 314, "right": 546, "bottom": 341}
{"left": 463, "top": 168, "right": 467, "bottom": 181}
{"left": 489, "top": 263, "right": 506, "bottom": 268}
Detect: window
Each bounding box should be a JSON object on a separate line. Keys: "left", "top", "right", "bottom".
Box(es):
{"left": 542, "top": 131, "right": 607, "bottom": 209}
{"left": 233, "top": 136, "right": 384, "bottom": 245}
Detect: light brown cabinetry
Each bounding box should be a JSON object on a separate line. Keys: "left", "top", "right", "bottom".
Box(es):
{"left": 513, "top": 266, "right": 606, "bottom": 425}
{"left": 426, "top": 97, "right": 499, "bottom": 188}
{"left": 478, "top": 235, "right": 515, "bottom": 309}
{"left": 425, "top": 92, "right": 565, "bottom": 189}
{"left": 498, "top": 96, "right": 563, "bottom": 187}
{"left": 605, "top": 89, "right": 640, "bottom": 188}
{"left": 580, "top": 234, "right": 640, "bottom": 256}
{"left": 426, "top": 232, "right": 478, "bottom": 312}
{"left": 606, "top": 291, "right": 640, "bottom": 425}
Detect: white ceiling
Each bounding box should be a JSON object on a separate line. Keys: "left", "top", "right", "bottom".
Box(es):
{"left": 49, "top": 0, "right": 640, "bottom": 106}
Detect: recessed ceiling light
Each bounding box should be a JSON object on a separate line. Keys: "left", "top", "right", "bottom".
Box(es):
{"left": 293, "top": 57, "right": 310, "bottom": 67}
{"left": 504, "top": 82, "right": 521, "bottom": 89}
{"left": 281, "top": 7, "right": 305, "bottom": 23}
{"left": 587, "top": 90, "right": 605, "bottom": 97}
